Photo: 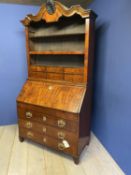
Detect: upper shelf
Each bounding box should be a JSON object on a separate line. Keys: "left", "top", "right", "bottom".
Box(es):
{"left": 29, "top": 51, "right": 84, "bottom": 55}
{"left": 29, "top": 22, "right": 85, "bottom": 38}
{"left": 29, "top": 32, "right": 85, "bottom": 38}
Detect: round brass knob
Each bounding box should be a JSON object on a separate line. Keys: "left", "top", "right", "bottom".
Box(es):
{"left": 58, "top": 120, "right": 66, "bottom": 128}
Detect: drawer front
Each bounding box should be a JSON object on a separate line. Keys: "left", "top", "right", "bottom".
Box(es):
{"left": 18, "top": 107, "right": 78, "bottom": 133}
{"left": 46, "top": 67, "right": 63, "bottom": 73}
{"left": 17, "top": 103, "right": 79, "bottom": 120}
{"left": 19, "top": 128, "right": 77, "bottom": 156}
{"left": 29, "top": 72, "right": 46, "bottom": 79}
{"left": 64, "top": 67, "right": 84, "bottom": 74}
{"left": 64, "top": 74, "right": 84, "bottom": 83}
{"left": 46, "top": 73, "right": 63, "bottom": 80}
{"left": 19, "top": 119, "right": 78, "bottom": 143}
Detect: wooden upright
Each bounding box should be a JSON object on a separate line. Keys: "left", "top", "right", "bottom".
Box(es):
{"left": 17, "top": 1, "right": 97, "bottom": 164}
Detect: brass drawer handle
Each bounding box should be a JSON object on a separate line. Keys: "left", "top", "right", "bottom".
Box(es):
{"left": 43, "top": 116, "right": 47, "bottom": 122}
{"left": 43, "top": 138, "right": 47, "bottom": 143}
{"left": 57, "top": 132, "right": 65, "bottom": 140}
{"left": 26, "top": 112, "right": 32, "bottom": 118}
{"left": 58, "top": 143, "right": 65, "bottom": 150}
{"left": 43, "top": 127, "right": 47, "bottom": 133}
{"left": 58, "top": 120, "right": 66, "bottom": 128}
{"left": 25, "top": 121, "right": 32, "bottom": 129}
{"left": 27, "top": 131, "right": 33, "bottom": 138}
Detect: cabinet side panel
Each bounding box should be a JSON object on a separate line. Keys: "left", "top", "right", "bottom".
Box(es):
{"left": 78, "top": 18, "right": 96, "bottom": 155}
{"left": 25, "top": 27, "right": 30, "bottom": 76}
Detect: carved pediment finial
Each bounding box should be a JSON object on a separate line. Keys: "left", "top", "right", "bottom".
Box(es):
{"left": 46, "top": 0, "right": 56, "bottom": 14}
{"left": 21, "top": 1, "right": 97, "bottom": 26}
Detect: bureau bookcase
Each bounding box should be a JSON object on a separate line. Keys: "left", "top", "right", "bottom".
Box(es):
{"left": 17, "top": 1, "right": 97, "bottom": 164}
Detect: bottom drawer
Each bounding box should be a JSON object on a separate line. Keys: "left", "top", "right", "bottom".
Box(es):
{"left": 19, "top": 128, "right": 78, "bottom": 156}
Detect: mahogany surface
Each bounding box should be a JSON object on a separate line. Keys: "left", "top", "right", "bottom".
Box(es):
{"left": 19, "top": 118, "right": 78, "bottom": 142}
{"left": 17, "top": 80, "right": 85, "bottom": 113}
{"left": 17, "top": 1, "right": 97, "bottom": 164}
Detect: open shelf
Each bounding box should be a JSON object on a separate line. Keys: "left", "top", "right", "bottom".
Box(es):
{"left": 29, "top": 32, "right": 85, "bottom": 38}
{"left": 29, "top": 15, "right": 85, "bottom": 39}
{"left": 29, "top": 51, "right": 84, "bottom": 55}
{"left": 28, "top": 15, "right": 86, "bottom": 81}
{"left": 30, "top": 55, "right": 84, "bottom": 68}
{"left": 29, "top": 34, "right": 84, "bottom": 52}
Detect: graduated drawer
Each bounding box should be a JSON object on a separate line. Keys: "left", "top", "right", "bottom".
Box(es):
{"left": 19, "top": 128, "right": 77, "bottom": 156}
{"left": 19, "top": 119, "right": 78, "bottom": 143}
{"left": 17, "top": 104, "right": 79, "bottom": 133}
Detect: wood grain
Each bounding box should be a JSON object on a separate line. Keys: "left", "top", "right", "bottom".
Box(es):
{"left": 19, "top": 128, "right": 78, "bottom": 156}
{"left": 17, "top": 1, "right": 97, "bottom": 164}
{"left": 19, "top": 118, "right": 78, "bottom": 143}
{"left": 21, "top": 2, "right": 97, "bottom": 26}
{"left": 17, "top": 102, "right": 79, "bottom": 120}
{"left": 29, "top": 51, "right": 84, "bottom": 55}
{"left": 18, "top": 109, "right": 79, "bottom": 133}
{"left": 22, "top": 3, "right": 97, "bottom": 84}
{"left": 17, "top": 80, "right": 86, "bottom": 113}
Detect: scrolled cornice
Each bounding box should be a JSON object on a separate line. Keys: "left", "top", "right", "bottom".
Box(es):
{"left": 21, "top": 1, "right": 97, "bottom": 26}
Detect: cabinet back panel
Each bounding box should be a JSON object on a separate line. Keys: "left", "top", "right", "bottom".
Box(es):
{"left": 29, "top": 35, "right": 84, "bottom": 52}
{"left": 30, "top": 55, "right": 84, "bottom": 68}
{"left": 29, "top": 15, "right": 85, "bottom": 37}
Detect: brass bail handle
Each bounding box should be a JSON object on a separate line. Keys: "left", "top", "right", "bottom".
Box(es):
{"left": 58, "top": 120, "right": 66, "bottom": 128}
{"left": 58, "top": 132, "right": 65, "bottom": 140}
{"left": 26, "top": 112, "right": 32, "bottom": 118}
{"left": 27, "top": 131, "right": 33, "bottom": 138}
{"left": 58, "top": 143, "right": 65, "bottom": 150}
{"left": 25, "top": 121, "right": 32, "bottom": 129}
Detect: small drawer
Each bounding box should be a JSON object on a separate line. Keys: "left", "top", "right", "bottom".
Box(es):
{"left": 29, "top": 71, "right": 46, "bottom": 79}
{"left": 19, "top": 119, "right": 78, "bottom": 143}
{"left": 30, "top": 66, "right": 46, "bottom": 72}
{"left": 19, "top": 128, "right": 77, "bottom": 156}
{"left": 64, "top": 74, "right": 84, "bottom": 83}
{"left": 46, "top": 67, "right": 63, "bottom": 73}
{"left": 46, "top": 73, "right": 63, "bottom": 80}
{"left": 64, "top": 67, "right": 84, "bottom": 74}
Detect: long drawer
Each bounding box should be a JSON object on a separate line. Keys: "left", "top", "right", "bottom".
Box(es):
{"left": 19, "top": 119, "right": 78, "bottom": 143}
{"left": 17, "top": 103, "right": 79, "bottom": 120}
{"left": 19, "top": 128, "right": 78, "bottom": 156}
{"left": 17, "top": 104, "right": 79, "bottom": 133}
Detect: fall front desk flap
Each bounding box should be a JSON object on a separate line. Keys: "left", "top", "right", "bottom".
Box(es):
{"left": 17, "top": 80, "right": 86, "bottom": 113}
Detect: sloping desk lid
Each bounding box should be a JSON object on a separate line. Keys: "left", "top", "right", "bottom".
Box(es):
{"left": 17, "top": 80, "right": 86, "bottom": 113}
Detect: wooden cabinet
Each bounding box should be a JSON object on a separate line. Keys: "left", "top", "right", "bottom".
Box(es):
{"left": 17, "top": 1, "right": 97, "bottom": 164}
